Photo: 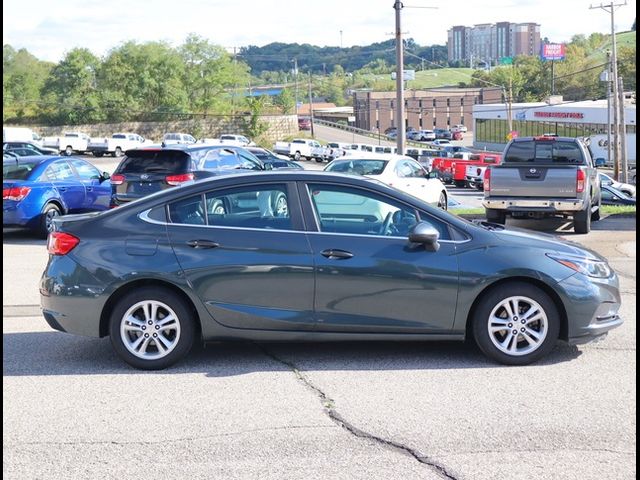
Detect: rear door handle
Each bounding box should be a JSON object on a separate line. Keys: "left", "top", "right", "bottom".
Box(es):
{"left": 186, "top": 239, "right": 220, "bottom": 249}
{"left": 321, "top": 249, "right": 354, "bottom": 260}
{"left": 86, "top": 187, "right": 93, "bottom": 192}
{"left": 58, "top": 187, "right": 68, "bottom": 192}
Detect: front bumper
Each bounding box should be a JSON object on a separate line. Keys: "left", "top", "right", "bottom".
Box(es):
{"left": 558, "top": 271, "right": 624, "bottom": 344}
{"left": 483, "top": 197, "right": 585, "bottom": 212}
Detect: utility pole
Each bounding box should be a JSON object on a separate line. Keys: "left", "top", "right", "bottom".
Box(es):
{"left": 394, "top": 0, "right": 405, "bottom": 154}
{"left": 590, "top": 1, "right": 627, "bottom": 180}
{"left": 605, "top": 50, "right": 612, "bottom": 167}
{"left": 340, "top": 30, "right": 343, "bottom": 49}
{"left": 308, "top": 72, "right": 315, "bottom": 138}
{"left": 618, "top": 77, "right": 628, "bottom": 183}
{"left": 292, "top": 58, "right": 299, "bottom": 117}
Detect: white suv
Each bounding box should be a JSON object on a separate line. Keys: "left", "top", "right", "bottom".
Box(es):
{"left": 162, "top": 133, "right": 196, "bottom": 145}
{"left": 219, "top": 134, "right": 253, "bottom": 146}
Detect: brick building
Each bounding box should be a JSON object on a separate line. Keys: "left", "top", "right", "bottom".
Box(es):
{"left": 353, "top": 87, "right": 503, "bottom": 133}
{"left": 447, "top": 22, "right": 541, "bottom": 65}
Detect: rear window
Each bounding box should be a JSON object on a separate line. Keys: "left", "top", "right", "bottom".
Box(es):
{"left": 117, "top": 151, "right": 190, "bottom": 174}
{"left": 3, "top": 161, "right": 39, "bottom": 180}
{"left": 113, "top": 134, "right": 127, "bottom": 139}
{"left": 505, "top": 140, "right": 585, "bottom": 164}
{"left": 325, "top": 159, "right": 388, "bottom": 176}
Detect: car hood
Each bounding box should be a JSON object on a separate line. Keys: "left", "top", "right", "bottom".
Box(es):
{"left": 483, "top": 223, "right": 604, "bottom": 261}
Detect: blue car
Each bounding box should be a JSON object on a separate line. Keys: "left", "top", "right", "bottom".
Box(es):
{"left": 3, "top": 156, "right": 111, "bottom": 237}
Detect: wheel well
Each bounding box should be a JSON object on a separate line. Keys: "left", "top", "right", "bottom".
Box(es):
{"left": 99, "top": 279, "right": 202, "bottom": 338}
{"left": 44, "top": 199, "right": 65, "bottom": 214}
{"left": 465, "top": 276, "right": 569, "bottom": 342}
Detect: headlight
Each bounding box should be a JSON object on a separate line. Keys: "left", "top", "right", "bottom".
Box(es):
{"left": 546, "top": 253, "right": 612, "bottom": 278}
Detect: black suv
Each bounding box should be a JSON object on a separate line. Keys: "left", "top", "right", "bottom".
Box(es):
{"left": 110, "top": 145, "right": 266, "bottom": 207}
{"left": 3, "top": 142, "right": 58, "bottom": 155}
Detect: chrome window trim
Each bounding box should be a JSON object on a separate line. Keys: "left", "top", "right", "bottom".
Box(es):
{"left": 139, "top": 208, "right": 469, "bottom": 243}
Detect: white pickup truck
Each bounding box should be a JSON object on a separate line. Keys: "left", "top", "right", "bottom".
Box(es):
{"left": 43, "top": 132, "right": 91, "bottom": 156}
{"left": 280, "top": 139, "right": 327, "bottom": 162}
{"left": 87, "top": 133, "right": 146, "bottom": 157}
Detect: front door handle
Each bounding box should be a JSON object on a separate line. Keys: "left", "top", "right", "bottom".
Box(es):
{"left": 58, "top": 187, "right": 68, "bottom": 192}
{"left": 86, "top": 187, "right": 93, "bottom": 192}
{"left": 321, "top": 249, "right": 354, "bottom": 260}
{"left": 186, "top": 239, "right": 220, "bottom": 249}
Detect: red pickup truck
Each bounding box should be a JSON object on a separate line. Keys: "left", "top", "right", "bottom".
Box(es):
{"left": 434, "top": 153, "right": 501, "bottom": 187}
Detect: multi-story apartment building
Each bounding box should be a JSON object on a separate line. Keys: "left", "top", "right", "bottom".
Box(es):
{"left": 447, "top": 22, "right": 541, "bottom": 65}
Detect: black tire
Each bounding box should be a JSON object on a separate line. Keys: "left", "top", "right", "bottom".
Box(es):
{"left": 472, "top": 282, "right": 560, "bottom": 365}
{"left": 64, "top": 146, "right": 73, "bottom": 156}
{"left": 294, "top": 151, "right": 302, "bottom": 161}
{"left": 109, "top": 287, "right": 196, "bottom": 370}
{"left": 315, "top": 157, "right": 324, "bottom": 163}
{"left": 437, "top": 191, "right": 447, "bottom": 211}
{"left": 573, "top": 200, "right": 591, "bottom": 234}
{"left": 114, "top": 147, "right": 123, "bottom": 157}
{"left": 93, "top": 152, "right": 104, "bottom": 158}
{"left": 37, "top": 203, "right": 61, "bottom": 238}
{"left": 454, "top": 180, "right": 467, "bottom": 188}
{"left": 591, "top": 197, "right": 601, "bottom": 222}
{"left": 486, "top": 208, "right": 506, "bottom": 224}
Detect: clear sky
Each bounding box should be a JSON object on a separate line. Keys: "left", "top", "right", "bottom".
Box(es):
{"left": 3, "top": 0, "right": 637, "bottom": 62}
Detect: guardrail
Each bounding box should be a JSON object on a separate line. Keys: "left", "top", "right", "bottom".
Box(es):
{"left": 313, "top": 119, "right": 427, "bottom": 149}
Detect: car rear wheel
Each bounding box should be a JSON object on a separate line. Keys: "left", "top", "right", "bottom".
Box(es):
{"left": 38, "top": 203, "right": 61, "bottom": 238}
{"left": 573, "top": 200, "right": 591, "bottom": 234}
{"left": 64, "top": 146, "right": 73, "bottom": 156}
{"left": 271, "top": 192, "right": 288, "bottom": 217}
{"left": 294, "top": 151, "right": 301, "bottom": 161}
{"left": 109, "top": 287, "right": 196, "bottom": 370}
{"left": 114, "top": 147, "right": 123, "bottom": 157}
{"left": 472, "top": 282, "right": 560, "bottom": 365}
{"left": 485, "top": 208, "right": 506, "bottom": 224}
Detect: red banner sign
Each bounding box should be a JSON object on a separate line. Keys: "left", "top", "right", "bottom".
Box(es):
{"left": 534, "top": 111, "right": 584, "bottom": 119}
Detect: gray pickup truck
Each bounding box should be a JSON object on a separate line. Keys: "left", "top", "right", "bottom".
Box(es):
{"left": 483, "top": 136, "right": 601, "bottom": 233}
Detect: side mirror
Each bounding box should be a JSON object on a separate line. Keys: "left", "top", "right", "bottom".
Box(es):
{"left": 264, "top": 163, "right": 273, "bottom": 170}
{"left": 426, "top": 171, "right": 439, "bottom": 179}
{"left": 100, "top": 171, "right": 111, "bottom": 182}
{"left": 408, "top": 222, "right": 440, "bottom": 251}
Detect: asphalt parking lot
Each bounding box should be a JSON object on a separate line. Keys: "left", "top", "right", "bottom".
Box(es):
{"left": 3, "top": 205, "right": 636, "bottom": 479}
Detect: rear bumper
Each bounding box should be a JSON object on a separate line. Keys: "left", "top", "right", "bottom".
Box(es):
{"left": 483, "top": 198, "right": 585, "bottom": 212}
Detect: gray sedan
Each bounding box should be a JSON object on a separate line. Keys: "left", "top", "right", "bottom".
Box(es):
{"left": 41, "top": 171, "right": 623, "bottom": 369}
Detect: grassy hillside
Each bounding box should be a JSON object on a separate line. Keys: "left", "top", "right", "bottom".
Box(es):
{"left": 588, "top": 30, "right": 636, "bottom": 62}
{"left": 361, "top": 68, "right": 476, "bottom": 91}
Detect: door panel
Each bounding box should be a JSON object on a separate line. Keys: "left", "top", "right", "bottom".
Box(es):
{"left": 45, "top": 160, "right": 85, "bottom": 212}
{"left": 304, "top": 183, "right": 459, "bottom": 333}
{"left": 167, "top": 184, "right": 315, "bottom": 331}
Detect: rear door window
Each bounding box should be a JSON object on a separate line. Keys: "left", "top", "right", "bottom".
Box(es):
{"left": 118, "top": 151, "right": 190, "bottom": 174}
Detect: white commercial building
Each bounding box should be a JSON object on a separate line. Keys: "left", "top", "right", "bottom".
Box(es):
{"left": 473, "top": 99, "right": 636, "bottom": 165}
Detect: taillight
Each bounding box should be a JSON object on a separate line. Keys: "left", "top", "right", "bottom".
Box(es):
{"left": 110, "top": 174, "right": 125, "bottom": 185}
{"left": 47, "top": 232, "right": 80, "bottom": 255}
{"left": 483, "top": 168, "right": 491, "bottom": 191}
{"left": 576, "top": 169, "right": 586, "bottom": 193}
{"left": 166, "top": 173, "right": 194, "bottom": 185}
{"left": 2, "top": 186, "right": 31, "bottom": 201}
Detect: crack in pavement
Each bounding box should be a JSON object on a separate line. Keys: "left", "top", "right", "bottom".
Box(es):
{"left": 259, "top": 346, "right": 459, "bottom": 480}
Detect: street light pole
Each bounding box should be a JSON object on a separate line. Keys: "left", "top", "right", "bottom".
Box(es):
{"left": 394, "top": 0, "right": 405, "bottom": 154}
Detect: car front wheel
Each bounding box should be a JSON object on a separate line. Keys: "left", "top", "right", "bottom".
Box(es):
{"left": 109, "top": 287, "right": 196, "bottom": 370}
{"left": 472, "top": 282, "right": 560, "bottom": 365}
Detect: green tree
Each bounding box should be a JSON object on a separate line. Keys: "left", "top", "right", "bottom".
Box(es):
{"left": 40, "top": 48, "right": 102, "bottom": 124}
{"left": 274, "top": 88, "right": 295, "bottom": 114}
{"left": 618, "top": 45, "right": 636, "bottom": 92}
{"left": 179, "top": 34, "right": 250, "bottom": 115}
{"left": 99, "top": 41, "right": 189, "bottom": 122}
{"left": 3, "top": 45, "right": 53, "bottom": 122}
{"left": 241, "top": 96, "right": 269, "bottom": 140}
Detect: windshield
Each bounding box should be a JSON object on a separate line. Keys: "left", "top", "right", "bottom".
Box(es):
{"left": 325, "top": 159, "right": 388, "bottom": 176}
{"left": 3, "top": 160, "right": 40, "bottom": 180}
